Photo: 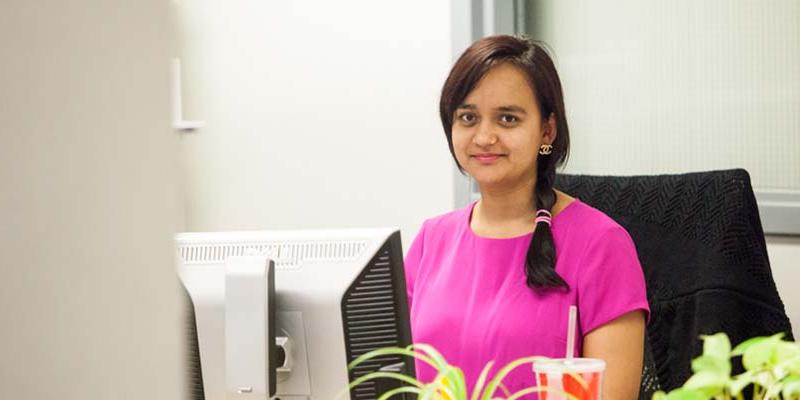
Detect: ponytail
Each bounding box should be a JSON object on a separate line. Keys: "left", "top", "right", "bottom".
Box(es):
{"left": 524, "top": 160, "right": 569, "bottom": 290}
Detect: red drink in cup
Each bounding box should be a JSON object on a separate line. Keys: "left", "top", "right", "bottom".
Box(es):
{"left": 533, "top": 358, "right": 605, "bottom": 400}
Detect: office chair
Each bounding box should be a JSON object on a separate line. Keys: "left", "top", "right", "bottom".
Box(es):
{"left": 555, "top": 169, "right": 793, "bottom": 399}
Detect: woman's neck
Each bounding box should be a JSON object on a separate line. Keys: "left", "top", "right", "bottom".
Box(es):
{"left": 474, "top": 182, "right": 537, "bottom": 225}
{"left": 471, "top": 180, "right": 573, "bottom": 239}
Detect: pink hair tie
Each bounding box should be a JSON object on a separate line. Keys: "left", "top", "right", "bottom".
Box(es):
{"left": 535, "top": 209, "right": 552, "bottom": 226}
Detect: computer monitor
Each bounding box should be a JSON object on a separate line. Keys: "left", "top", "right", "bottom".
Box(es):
{"left": 177, "top": 228, "right": 415, "bottom": 400}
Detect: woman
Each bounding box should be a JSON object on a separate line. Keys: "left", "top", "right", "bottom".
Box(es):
{"left": 404, "top": 35, "right": 649, "bottom": 399}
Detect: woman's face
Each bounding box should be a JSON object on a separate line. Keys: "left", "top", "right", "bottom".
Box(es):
{"left": 452, "top": 62, "right": 556, "bottom": 192}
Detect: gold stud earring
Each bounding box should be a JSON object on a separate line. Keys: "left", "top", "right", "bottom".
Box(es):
{"left": 539, "top": 144, "right": 553, "bottom": 155}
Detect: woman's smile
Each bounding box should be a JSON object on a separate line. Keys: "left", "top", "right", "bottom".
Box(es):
{"left": 472, "top": 153, "right": 505, "bottom": 164}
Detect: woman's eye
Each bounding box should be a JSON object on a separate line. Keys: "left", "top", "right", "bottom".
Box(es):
{"left": 500, "top": 114, "right": 518, "bottom": 124}
{"left": 458, "top": 113, "right": 477, "bottom": 124}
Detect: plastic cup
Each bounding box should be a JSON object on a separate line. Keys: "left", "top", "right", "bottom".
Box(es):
{"left": 533, "top": 358, "right": 606, "bottom": 400}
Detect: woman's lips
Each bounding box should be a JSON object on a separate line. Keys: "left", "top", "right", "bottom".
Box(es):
{"left": 473, "top": 154, "right": 502, "bottom": 164}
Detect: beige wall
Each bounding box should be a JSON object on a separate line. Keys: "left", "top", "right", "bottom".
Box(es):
{"left": 0, "top": 2, "right": 183, "bottom": 399}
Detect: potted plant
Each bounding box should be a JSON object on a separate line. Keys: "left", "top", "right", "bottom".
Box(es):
{"left": 654, "top": 333, "right": 800, "bottom": 400}
{"left": 342, "top": 332, "right": 800, "bottom": 400}
{"left": 342, "top": 343, "right": 581, "bottom": 400}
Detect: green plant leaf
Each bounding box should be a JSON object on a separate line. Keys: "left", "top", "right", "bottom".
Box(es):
{"left": 347, "top": 346, "right": 437, "bottom": 372}
{"left": 653, "top": 388, "right": 708, "bottom": 400}
{"left": 692, "top": 355, "right": 731, "bottom": 377}
{"left": 408, "top": 343, "right": 450, "bottom": 371}
{"left": 377, "top": 385, "right": 422, "bottom": 400}
{"left": 765, "top": 381, "right": 785, "bottom": 399}
{"left": 683, "top": 370, "right": 726, "bottom": 397}
{"left": 740, "top": 334, "right": 784, "bottom": 372}
{"left": 480, "top": 355, "right": 549, "bottom": 400}
{"left": 470, "top": 361, "right": 495, "bottom": 400}
{"left": 435, "top": 378, "right": 458, "bottom": 400}
{"left": 347, "top": 371, "right": 423, "bottom": 392}
{"left": 499, "top": 382, "right": 514, "bottom": 398}
{"left": 450, "top": 366, "right": 468, "bottom": 400}
{"left": 732, "top": 336, "right": 772, "bottom": 356}
{"left": 776, "top": 341, "right": 800, "bottom": 364}
{"left": 420, "top": 371, "right": 458, "bottom": 400}
{"left": 782, "top": 376, "right": 800, "bottom": 399}
{"left": 418, "top": 381, "right": 439, "bottom": 400}
{"left": 729, "top": 371, "right": 754, "bottom": 396}
{"left": 441, "top": 365, "right": 467, "bottom": 400}
{"left": 783, "top": 354, "right": 800, "bottom": 376}
{"left": 652, "top": 391, "right": 668, "bottom": 400}
{"left": 752, "top": 370, "right": 777, "bottom": 389}
{"left": 700, "top": 333, "right": 732, "bottom": 360}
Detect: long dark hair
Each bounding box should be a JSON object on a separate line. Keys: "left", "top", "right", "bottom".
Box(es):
{"left": 439, "top": 35, "right": 571, "bottom": 290}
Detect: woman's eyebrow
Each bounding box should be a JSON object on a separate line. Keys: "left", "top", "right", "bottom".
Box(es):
{"left": 456, "top": 104, "right": 527, "bottom": 114}
{"left": 496, "top": 105, "right": 527, "bottom": 114}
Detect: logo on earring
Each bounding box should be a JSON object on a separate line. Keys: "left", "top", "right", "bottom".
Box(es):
{"left": 539, "top": 144, "right": 553, "bottom": 155}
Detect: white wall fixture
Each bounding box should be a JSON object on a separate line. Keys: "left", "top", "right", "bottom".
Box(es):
{"left": 172, "top": 57, "right": 205, "bottom": 131}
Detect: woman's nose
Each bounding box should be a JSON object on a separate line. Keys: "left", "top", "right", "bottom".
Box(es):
{"left": 473, "top": 122, "right": 498, "bottom": 146}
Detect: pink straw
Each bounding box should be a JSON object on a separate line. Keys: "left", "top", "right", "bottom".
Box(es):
{"left": 566, "top": 305, "right": 577, "bottom": 359}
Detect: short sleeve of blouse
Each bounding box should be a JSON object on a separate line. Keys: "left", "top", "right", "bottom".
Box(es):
{"left": 577, "top": 225, "right": 650, "bottom": 335}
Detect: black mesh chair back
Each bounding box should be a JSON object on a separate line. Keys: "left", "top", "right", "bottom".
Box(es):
{"left": 555, "top": 169, "right": 793, "bottom": 399}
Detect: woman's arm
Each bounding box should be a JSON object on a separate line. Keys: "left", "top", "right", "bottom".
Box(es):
{"left": 582, "top": 309, "right": 646, "bottom": 400}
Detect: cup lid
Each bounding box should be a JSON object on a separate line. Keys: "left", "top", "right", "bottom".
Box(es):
{"left": 532, "top": 358, "right": 606, "bottom": 373}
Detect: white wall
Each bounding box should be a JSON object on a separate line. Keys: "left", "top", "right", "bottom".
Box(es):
{"left": 0, "top": 2, "right": 183, "bottom": 399}
{"left": 175, "top": 0, "right": 455, "bottom": 247}
{"left": 171, "top": 0, "right": 800, "bottom": 345}
{"left": 526, "top": 0, "right": 800, "bottom": 338}
{"left": 526, "top": 0, "right": 800, "bottom": 191}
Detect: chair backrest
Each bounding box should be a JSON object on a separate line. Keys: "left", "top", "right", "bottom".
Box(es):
{"left": 555, "top": 169, "right": 793, "bottom": 397}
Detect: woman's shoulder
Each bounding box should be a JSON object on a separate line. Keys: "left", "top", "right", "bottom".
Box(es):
{"left": 561, "top": 199, "right": 632, "bottom": 239}
{"left": 406, "top": 205, "right": 471, "bottom": 258}
{"left": 418, "top": 203, "right": 472, "bottom": 234}
{"left": 558, "top": 200, "right": 642, "bottom": 280}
